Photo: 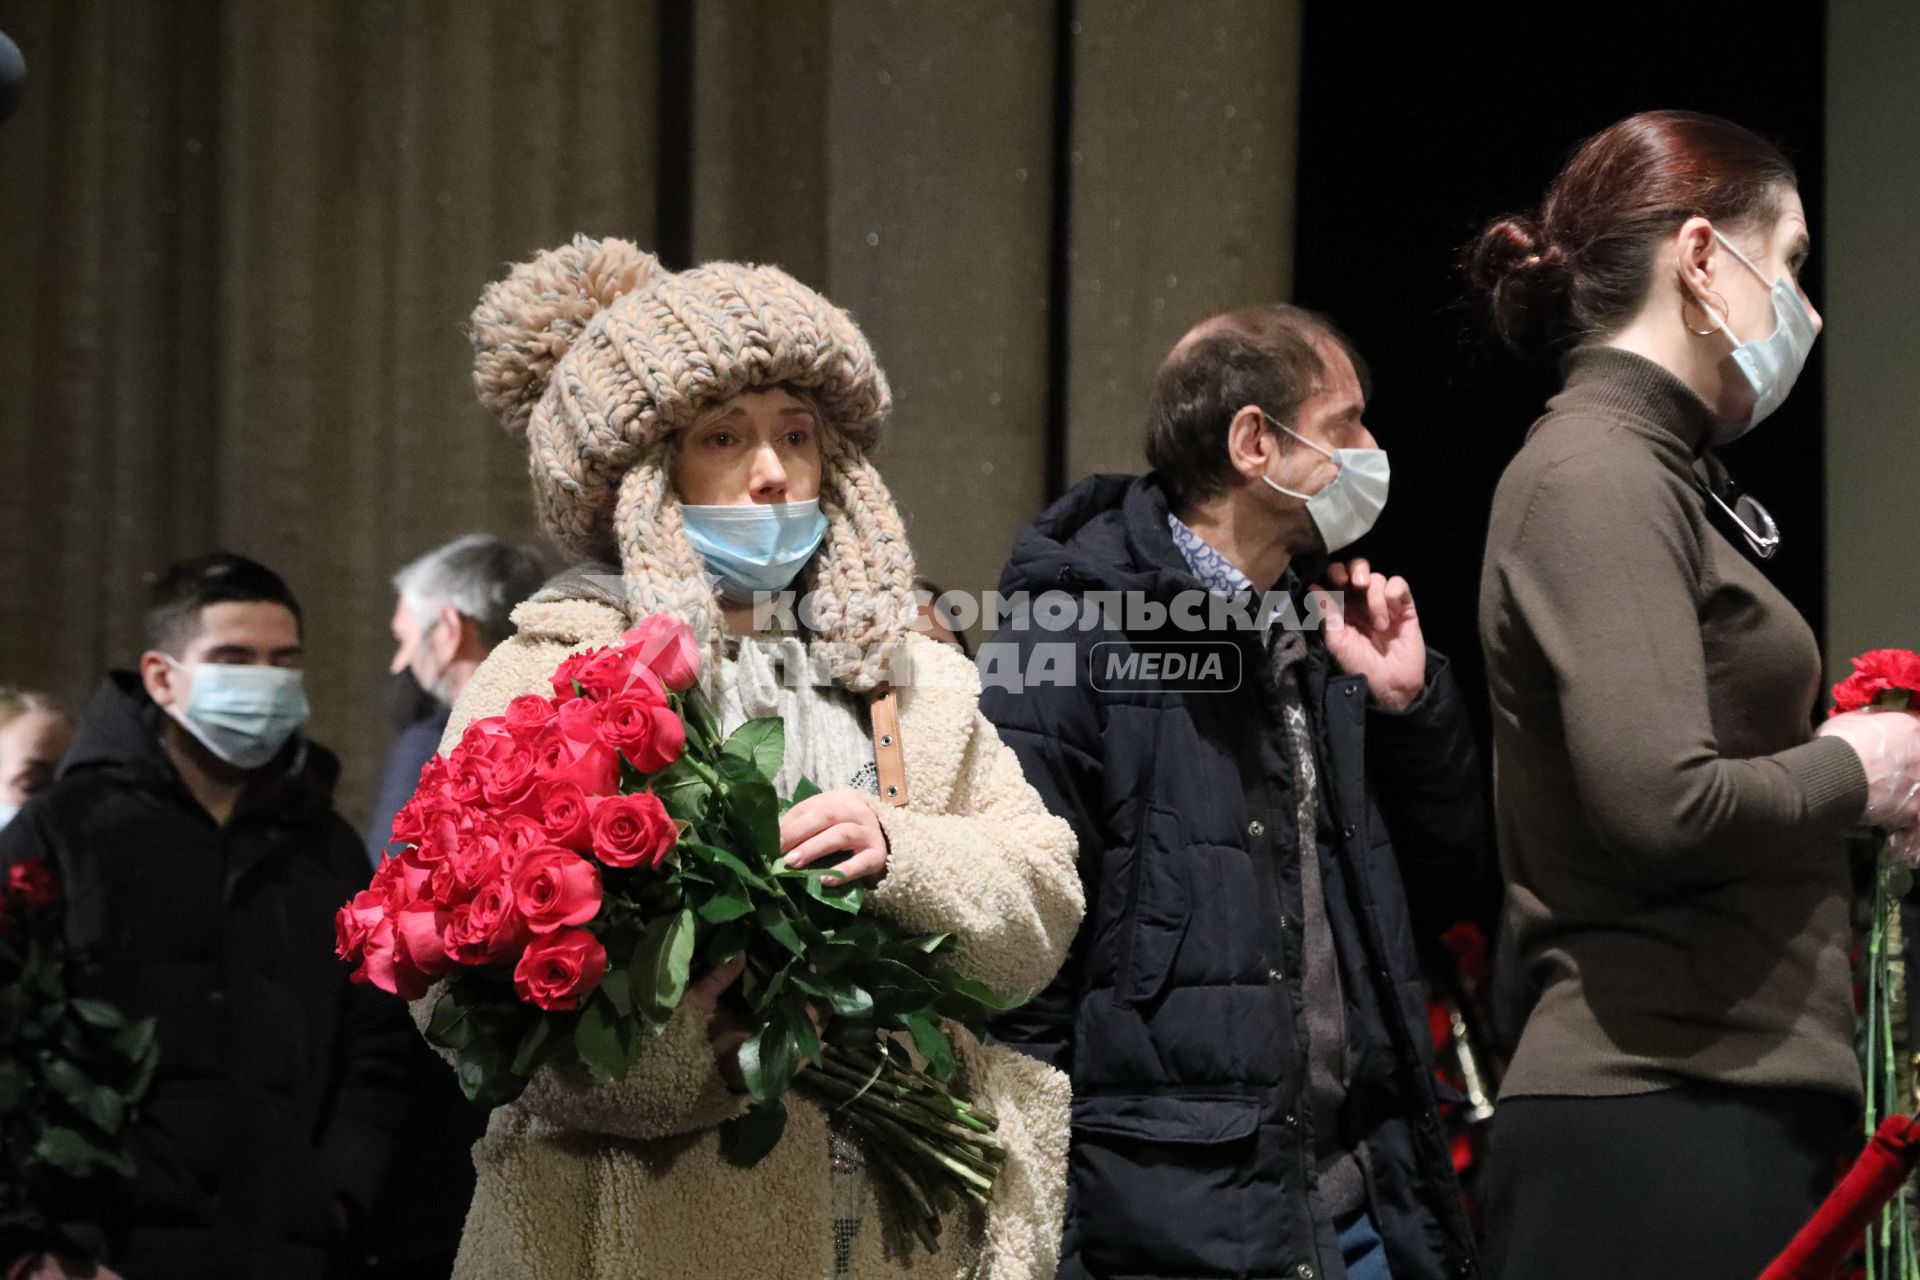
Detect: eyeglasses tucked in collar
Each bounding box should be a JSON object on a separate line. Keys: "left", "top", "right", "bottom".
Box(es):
{"left": 1694, "top": 456, "right": 1780, "bottom": 561}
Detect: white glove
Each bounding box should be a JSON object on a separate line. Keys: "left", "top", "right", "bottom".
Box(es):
{"left": 1816, "top": 707, "right": 1920, "bottom": 830}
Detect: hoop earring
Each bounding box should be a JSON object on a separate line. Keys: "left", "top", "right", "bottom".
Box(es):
{"left": 1682, "top": 289, "right": 1728, "bottom": 337}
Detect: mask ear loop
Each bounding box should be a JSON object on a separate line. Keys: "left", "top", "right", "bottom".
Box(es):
{"left": 1255, "top": 407, "right": 1343, "bottom": 501}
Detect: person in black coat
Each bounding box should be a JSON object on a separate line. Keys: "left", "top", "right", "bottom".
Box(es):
{"left": 1, "top": 553, "right": 411, "bottom": 1280}
{"left": 983, "top": 305, "right": 1486, "bottom": 1280}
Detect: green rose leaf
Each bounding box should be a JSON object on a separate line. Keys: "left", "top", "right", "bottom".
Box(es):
{"left": 631, "top": 907, "right": 696, "bottom": 1024}
{"left": 33, "top": 1127, "right": 107, "bottom": 1176}
{"left": 651, "top": 759, "right": 712, "bottom": 825}
{"left": 719, "top": 1098, "right": 788, "bottom": 1168}
{"left": 899, "top": 1011, "right": 956, "bottom": 1081}
{"left": 599, "top": 969, "right": 635, "bottom": 1019}
{"left": 509, "top": 1016, "right": 553, "bottom": 1077}
{"left": 737, "top": 1025, "right": 769, "bottom": 1103}
{"left": 802, "top": 868, "right": 865, "bottom": 914}
{"left": 716, "top": 756, "right": 782, "bottom": 860}
{"left": 722, "top": 717, "right": 786, "bottom": 783}
{"left": 68, "top": 998, "right": 126, "bottom": 1030}
{"left": 574, "top": 995, "right": 632, "bottom": 1083}
{"left": 695, "top": 890, "right": 754, "bottom": 925}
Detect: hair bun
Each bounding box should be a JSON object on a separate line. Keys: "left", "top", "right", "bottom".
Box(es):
{"left": 469, "top": 235, "right": 663, "bottom": 440}
{"left": 1465, "top": 214, "right": 1571, "bottom": 352}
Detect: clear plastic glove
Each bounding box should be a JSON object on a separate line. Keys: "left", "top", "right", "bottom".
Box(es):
{"left": 1816, "top": 707, "right": 1920, "bottom": 830}
{"left": 1886, "top": 827, "right": 1920, "bottom": 869}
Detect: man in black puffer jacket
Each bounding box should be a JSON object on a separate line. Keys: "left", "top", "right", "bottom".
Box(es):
{"left": 1, "top": 554, "right": 411, "bottom": 1280}
{"left": 983, "top": 305, "right": 1485, "bottom": 1280}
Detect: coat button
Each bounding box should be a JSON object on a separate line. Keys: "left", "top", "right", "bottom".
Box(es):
{"left": 1340, "top": 822, "right": 1356, "bottom": 839}
{"left": 1296, "top": 1265, "right": 1318, "bottom": 1280}
{"left": 1247, "top": 820, "right": 1265, "bottom": 838}
{"left": 1267, "top": 967, "right": 1284, "bottom": 983}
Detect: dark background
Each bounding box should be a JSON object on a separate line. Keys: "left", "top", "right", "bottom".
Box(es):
{"left": 1292, "top": 6, "right": 1830, "bottom": 751}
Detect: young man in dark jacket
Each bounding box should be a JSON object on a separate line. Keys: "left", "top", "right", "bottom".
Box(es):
{"left": 983, "top": 306, "right": 1486, "bottom": 1280}
{"left": 1, "top": 554, "right": 411, "bottom": 1280}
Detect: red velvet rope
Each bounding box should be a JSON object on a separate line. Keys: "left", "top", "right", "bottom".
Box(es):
{"left": 1760, "top": 1114, "right": 1920, "bottom": 1280}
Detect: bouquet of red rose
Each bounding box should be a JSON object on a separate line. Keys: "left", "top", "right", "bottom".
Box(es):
{"left": 336, "top": 615, "right": 1014, "bottom": 1252}
{"left": 0, "top": 860, "right": 158, "bottom": 1274}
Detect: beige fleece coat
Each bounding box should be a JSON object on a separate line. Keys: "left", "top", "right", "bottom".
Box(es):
{"left": 414, "top": 596, "right": 1082, "bottom": 1280}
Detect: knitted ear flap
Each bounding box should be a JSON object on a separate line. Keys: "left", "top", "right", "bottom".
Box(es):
{"left": 803, "top": 430, "right": 918, "bottom": 691}
{"left": 610, "top": 445, "right": 725, "bottom": 660}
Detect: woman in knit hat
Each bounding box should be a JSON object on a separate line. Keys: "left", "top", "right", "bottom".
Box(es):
{"left": 422, "top": 236, "right": 1082, "bottom": 1280}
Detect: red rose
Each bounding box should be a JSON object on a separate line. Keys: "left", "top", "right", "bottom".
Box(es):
{"left": 532, "top": 701, "right": 621, "bottom": 796}
{"left": 334, "top": 888, "right": 386, "bottom": 963}
{"left": 389, "top": 793, "right": 430, "bottom": 851}
{"left": 512, "top": 927, "right": 607, "bottom": 1012}
{"left": 503, "top": 694, "right": 561, "bottom": 740}
{"left": 395, "top": 901, "right": 453, "bottom": 976}
{"left": 427, "top": 825, "right": 509, "bottom": 907}
{"left": 588, "top": 792, "right": 680, "bottom": 870}
{"left": 6, "top": 859, "right": 61, "bottom": 915}
{"left": 623, "top": 615, "right": 701, "bottom": 693}
{"left": 445, "top": 755, "right": 487, "bottom": 806}
{"left": 550, "top": 650, "right": 599, "bottom": 700}
{"left": 359, "top": 918, "right": 431, "bottom": 1000}
{"left": 442, "top": 879, "right": 527, "bottom": 965}
{"left": 478, "top": 741, "right": 542, "bottom": 814}
{"left": 372, "top": 854, "right": 433, "bottom": 913}
{"left": 510, "top": 845, "right": 603, "bottom": 933}
{"left": 600, "top": 692, "right": 687, "bottom": 774}
{"left": 498, "top": 814, "right": 549, "bottom": 863}
{"left": 550, "top": 643, "right": 670, "bottom": 703}
{"left": 537, "top": 781, "right": 594, "bottom": 850}
{"left": 453, "top": 714, "right": 516, "bottom": 758}
{"left": 410, "top": 803, "right": 472, "bottom": 869}
{"left": 582, "top": 645, "right": 657, "bottom": 700}
{"left": 1832, "top": 649, "right": 1920, "bottom": 716}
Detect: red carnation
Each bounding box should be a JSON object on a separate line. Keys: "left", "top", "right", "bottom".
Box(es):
{"left": 1831, "top": 649, "right": 1920, "bottom": 717}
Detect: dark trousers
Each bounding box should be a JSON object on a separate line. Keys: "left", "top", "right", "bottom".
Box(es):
{"left": 1483, "top": 1085, "right": 1858, "bottom": 1280}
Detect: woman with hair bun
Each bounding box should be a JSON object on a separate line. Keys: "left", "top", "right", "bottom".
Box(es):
{"left": 419, "top": 237, "right": 1082, "bottom": 1279}
{"left": 1469, "top": 111, "right": 1920, "bottom": 1277}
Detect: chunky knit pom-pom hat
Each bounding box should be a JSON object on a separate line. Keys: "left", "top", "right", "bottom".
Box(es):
{"left": 469, "top": 236, "right": 917, "bottom": 690}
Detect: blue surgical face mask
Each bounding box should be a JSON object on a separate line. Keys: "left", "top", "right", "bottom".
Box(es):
{"left": 1257, "top": 410, "right": 1392, "bottom": 553}
{"left": 680, "top": 499, "right": 829, "bottom": 600}
{"left": 0, "top": 803, "right": 19, "bottom": 830}
{"left": 1697, "top": 228, "right": 1819, "bottom": 444}
{"left": 164, "top": 659, "right": 310, "bottom": 769}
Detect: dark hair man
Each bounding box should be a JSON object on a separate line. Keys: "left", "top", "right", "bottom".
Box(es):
{"left": 2, "top": 552, "right": 410, "bottom": 1280}
{"left": 983, "top": 306, "right": 1487, "bottom": 1280}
